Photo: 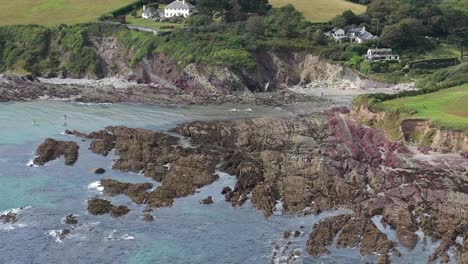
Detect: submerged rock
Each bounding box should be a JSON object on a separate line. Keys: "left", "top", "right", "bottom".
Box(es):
{"left": 200, "top": 196, "right": 213, "bottom": 205}
{"left": 142, "top": 213, "right": 154, "bottom": 222}
{"left": 221, "top": 186, "right": 232, "bottom": 195}
{"left": 65, "top": 214, "right": 78, "bottom": 225}
{"left": 92, "top": 168, "right": 106, "bottom": 174}
{"left": 0, "top": 212, "right": 17, "bottom": 223}
{"left": 33, "top": 138, "right": 79, "bottom": 166}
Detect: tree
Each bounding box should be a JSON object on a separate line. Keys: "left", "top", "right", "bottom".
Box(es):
{"left": 237, "top": 0, "right": 271, "bottom": 15}
{"left": 197, "top": 0, "right": 232, "bottom": 19}
{"left": 264, "top": 4, "right": 306, "bottom": 38}
{"left": 311, "top": 29, "right": 327, "bottom": 45}
{"left": 245, "top": 15, "right": 265, "bottom": 35}
{"left": 380, "top": 18, "right": 427, "bottom": 50}
{"left": 186, "top": 14, "right": 212, "bottom": 27}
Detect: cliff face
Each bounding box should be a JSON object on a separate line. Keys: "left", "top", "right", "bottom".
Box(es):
{"left": 351, "top": 105, "right": 468, "bottom": 153}
{"left": 87, "top": 36, "right": 383, "bottom": 96}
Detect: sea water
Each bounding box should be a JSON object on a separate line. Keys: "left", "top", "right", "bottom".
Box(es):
{"left": 0, "top": 101, "right": 438, "bottom": 264}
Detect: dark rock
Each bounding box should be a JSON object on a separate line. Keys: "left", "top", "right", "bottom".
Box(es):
{"left": 110, "top": 205, "right": 131, "bottom": 218}
{"left": 58, "top": 228, "right": 71, "bottom": 240}
{"left": 142, "top": 213, "right": 154, "bottom": 222}
{"left": 87, "top": 198, "right": 130, "bottom": 217}
{"left": 100, "top": 179, "right": 153, "bottom": 204}
{"left": 283, "top": 231, "right": 291, "bottom": 239}
{"left": 294, "top": 231, "right": 301, "bottom": 237}
{"left": 201, "top": 196, "right": 213, "bottom": 205}
{"left": 87, "top": 198, "right": 113, "bottom": 215}
{"left": 221, "top": 186, "right": 232, "bottom": 195}
{"left": 0, "top": 212, "right": 17, "bottom": 223}
{"left": 93, "top": 168, "right": 106, "bottom": 174}
{"left": 65, "top": 214, "right": 78, "bottom": 225}
{"left": 33, "top": 139, "right": 79, "bottom": 166}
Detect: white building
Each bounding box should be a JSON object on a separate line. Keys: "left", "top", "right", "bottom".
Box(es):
{"left": 164, "top": 0, "right": 195, "bottom": 18}
{"left": 327, "top": 28, "right": 347, "bottom": 41}
{"left": 326, "top": 27, "right": 377, "bottom": 43}
{"left": 365, "top": 49, "right": 400, "bottom": 61}
{"left": 142, "top": 6, "right": 159, "bottom": 19}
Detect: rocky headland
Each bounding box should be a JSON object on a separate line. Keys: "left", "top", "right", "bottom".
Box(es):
{"left": 53, "top": 107, "right": 468, "bottom": 263}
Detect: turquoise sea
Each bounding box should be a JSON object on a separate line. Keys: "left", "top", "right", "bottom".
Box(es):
{"left": 0, "top": 101, "right": 440, "bottom": 264}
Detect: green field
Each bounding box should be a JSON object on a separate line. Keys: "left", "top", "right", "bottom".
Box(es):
{"left": 381, "top": 85, "right": 468, "bottom": 131}
{"left": 0, "top": 0, "right": 131, "bottom": 26}
{"left": 270, "top": 0, "right": 367, "bottom": 22}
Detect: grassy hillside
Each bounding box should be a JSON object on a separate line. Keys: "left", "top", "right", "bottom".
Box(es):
{"left": 270, "top": 0, "right": 366, "bottom": 22}
{"left": 381, "top": 85, "right": 468, "bottom": 131}
{"left": 0, "top": 0, "right": 131, "bottom": 26}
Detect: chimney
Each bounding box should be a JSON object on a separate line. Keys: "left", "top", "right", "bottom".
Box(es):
{"left": 143, "top": 5, "right": 146, "bottom": 11}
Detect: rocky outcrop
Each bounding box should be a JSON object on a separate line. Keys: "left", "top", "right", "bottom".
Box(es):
{"left": 201, "top": 196, "right": 214, "bottom": 205}
{"left": 92, "top": 168, "right": 105, "bottom": 174}
{"left": 0, "top": 211, "right": 17, "bottom": 223}
{"left": 100, "top": 179, "right": 153, "bottom": 204}
{"left": 33, "top": 139, "right": 79, "bottom": 166}
{"left": 65, "top": 214, "right": 78, "bottom": 225}
{"left": 351, "top": 104, "right": 468, "bottom": 153}
{"left": 81, "top": 109, "right": 468, "bottom": 262}
{"left": 87, "top": 198, "right": 130, "bottom": 218}
{"left": 307, "top": 214, "right": 398, "bottom": 263}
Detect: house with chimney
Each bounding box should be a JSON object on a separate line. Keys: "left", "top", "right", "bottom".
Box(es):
{"left": 164, "top": 0, "right": 195, "bottom": 18}
{"left": 326, "top": 26, "right": 377, "bottom": 43}
{"left": 365, "top": 48, "right": 400, "bottom": 61}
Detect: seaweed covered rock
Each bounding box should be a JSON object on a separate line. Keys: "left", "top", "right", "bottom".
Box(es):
{"left": 87, "top": 198, "right": 130, "bottom": 218}
{"left": 33, "top": 139, "right": 79, "bottom": 166}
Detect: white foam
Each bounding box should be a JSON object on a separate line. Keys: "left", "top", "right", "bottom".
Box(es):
{"left": 1, "top": 206, "right": 31, "bottom": 215}
{"left": 26, "top": 159, "right": 38, "bottom": 168}
{"left": 88, "top": 181, "right": 104, "bottom": 192}
{"left": 244, "top": 108, "right": 253, "bottom": 112}
{"left": 228, "top": 108, "right": 239, "bottom": 112}
{"left": 106, "top": 230, "right": 135, "bottom": 241}
{"left": 48, "top": 230, "right": 64, "bottom": 243}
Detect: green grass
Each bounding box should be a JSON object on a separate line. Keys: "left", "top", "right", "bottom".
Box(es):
{"left": 0, "top": 0, "right": 132, "bottom": 26}
{"left": 380, "top": 85, "right": 468, "bottom": 131}
{"left": 125, "top": 9, "right": 184, "bottom": 31}
{"left": 270, "top": 0, "right": 367, "bottom": 22}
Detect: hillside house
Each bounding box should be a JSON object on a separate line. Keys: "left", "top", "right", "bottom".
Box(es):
{"left": 164, "top": 0, "right": 195, "bottom": 18}
{"left": 365, "top": 49, "right": 400, "bottom": 61}
{"left": 142, "top": 6, "right": 160, "bottom": 19}
{"left": 347, "top": 27, "right": 377, "bottom": 43}
{"left": 326, "top": 28, "right": 347, "bottom": 41}
{"left": 326, "top": 27, "right": 377, "bottom": 43}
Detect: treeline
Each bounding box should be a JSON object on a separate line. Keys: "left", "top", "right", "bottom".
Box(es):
{"left": 0, "top": 24, "right": 120, "bottom": 77}
{"left": 332, "top": 0, "right": 468, "bottom": 51}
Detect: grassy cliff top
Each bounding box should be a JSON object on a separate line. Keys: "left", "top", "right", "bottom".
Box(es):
{"left": 381, "top": 85, "right": 468, "bottom": 131}
{"left": 270, "top": 0, "right": 366, "bottom": 22}
{"left": 0, "top": 0, "right": 131, "bottom": 26}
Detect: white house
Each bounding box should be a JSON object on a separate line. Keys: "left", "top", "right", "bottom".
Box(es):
{"left": 142, "top": 6, "right": 159, "bottom": 19}
{"left": 347, "top": 27, "right": 377, "bottom": 43}
{"left": 365, "top": 49, "right": 400, "bottom": 61}
{"left": 327, "top": 28, "right": 347, "bottom": 41}
{"left": 327, "top": 27, "right": 377, "bottom": 43}
{"left": 164, "top": 0, "right": 195, "bottom": 18}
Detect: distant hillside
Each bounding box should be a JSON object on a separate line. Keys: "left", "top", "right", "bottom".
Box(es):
{"left": 0, "top": 0, "right": 131, "bottom": 26}
{"left": 270, "top": 0, "right": 367, "bottom": 22}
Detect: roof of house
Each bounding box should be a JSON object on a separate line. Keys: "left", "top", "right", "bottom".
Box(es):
{"left": 348, "top": 27, "right": 377, "bottom": 40}
{"left": 368, "top": 48, "right": 393, "bottom": 54}
{"left": 143, "top": 7, "right": 158, "bottom": 15}
{"left": 165, "top": 0, "right": 195, "bottom": 10}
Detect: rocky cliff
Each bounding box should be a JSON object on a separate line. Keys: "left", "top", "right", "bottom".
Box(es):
{"left": 352, "top": 105, "right": 468, "bottom": 153}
